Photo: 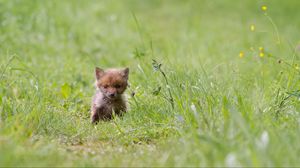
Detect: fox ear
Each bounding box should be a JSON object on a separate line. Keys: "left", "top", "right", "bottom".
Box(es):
{"left": 121, "top": 67, "right": 129, "bottom": 79}
{"left": 95, "top": 67, "right": 104, "bottom": 80}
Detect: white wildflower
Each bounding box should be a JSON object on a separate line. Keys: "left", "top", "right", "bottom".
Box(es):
{"left": 191, "top": 103, "right": 197, "bottom": 114}
{"left": 256, "top": 131, "right": 269, "bottom": 149}
{"left": 225, "top": 153, "right": 239, "bottom": 167}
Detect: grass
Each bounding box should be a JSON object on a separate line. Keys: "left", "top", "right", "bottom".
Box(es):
{"left": 1, "top": 0, "right": 300, "bottom": 166}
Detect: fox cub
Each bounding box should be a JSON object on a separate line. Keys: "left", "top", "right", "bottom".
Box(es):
{"left": 91, "top": 67, "right": 129, "bottom": 123}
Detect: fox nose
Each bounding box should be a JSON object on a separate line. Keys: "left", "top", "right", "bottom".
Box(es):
{"left": 108, "top": 93, "right": 117, "bottom": 98}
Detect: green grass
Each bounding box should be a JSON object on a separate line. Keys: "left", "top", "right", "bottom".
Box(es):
{"left": 1, "top": 0, "right": 300, "bottom": 166}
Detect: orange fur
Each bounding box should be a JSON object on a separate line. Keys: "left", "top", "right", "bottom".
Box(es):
{"left": 91, "top": 67, "right": 129, "bottom": 123}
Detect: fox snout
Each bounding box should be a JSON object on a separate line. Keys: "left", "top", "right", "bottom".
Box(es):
{"left": 107, "top": 92, "right": 117, "bottom": 98}
{"left": 105, "top": 88, "right": 118, "bottom": 98}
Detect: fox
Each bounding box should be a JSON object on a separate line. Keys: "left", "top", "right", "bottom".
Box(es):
{"left": 91, "top": 67, "right": 129, "bottom": 123}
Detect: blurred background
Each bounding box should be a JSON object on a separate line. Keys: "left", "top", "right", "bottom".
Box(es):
{"left": 1, "top": 0, "right": 300, "bottom": 166}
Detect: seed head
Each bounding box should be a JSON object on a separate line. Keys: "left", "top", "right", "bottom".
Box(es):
{"left": 277, "top": 59, "right": 282, "bottom": 64}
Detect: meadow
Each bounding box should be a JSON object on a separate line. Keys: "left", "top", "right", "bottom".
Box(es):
{"left": 1, "top": 0, "right": 300, "bottom": 166}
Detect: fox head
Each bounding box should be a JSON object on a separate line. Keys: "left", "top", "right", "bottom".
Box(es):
{"left": 95, "top": 67, "right": 129, "bottom": 99}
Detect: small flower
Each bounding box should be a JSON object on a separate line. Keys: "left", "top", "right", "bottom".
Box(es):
{"left": 259, "top": 47, "right": 264, "bottom": 52}
{"left": 256, "top": 131, "right": 269, "bottom": 149}
{"left": 259, "top": 52, "right": 265, "bottom": 57}
{"left": 261, "top": 5, "right": 267, "bottom": 12}
{"left": 250, "top": 24, "right": 255, "bottom": 32}
{"left": 225, "top": 153, "right": 239, "bottom": 167}
{"left": 239, "top": 51, "right": 244, "bottom": 58}
{"left": 294, "top": 64, "right": 299, "bottom": 70}
{"left": 190, "top": 103, "right": 200, "bottom": 123}
{"left": 191, "top": 104, "right": 197, "bottom": 114}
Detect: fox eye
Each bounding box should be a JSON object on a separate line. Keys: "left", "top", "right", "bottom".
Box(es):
{"left": 115, "top": 84, "right": 121, "bottom": 88}
{"left": 103, "top": 85, "right": 109, "bottom": 89}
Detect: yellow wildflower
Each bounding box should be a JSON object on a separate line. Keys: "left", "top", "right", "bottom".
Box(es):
{"left": 239, "top": 51, "right": 244, "bottom": 58}
{"left": 250, "top": 24, "right": 255, "bottom": 32}
{"left": 259, "top": 47, "right": 264, "bottom": 52}
{"left": 261, "top": 5, "right": 267, "bottom": 12}
{"left": 259, "top": 52, "right": 264, "bottom": 57}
